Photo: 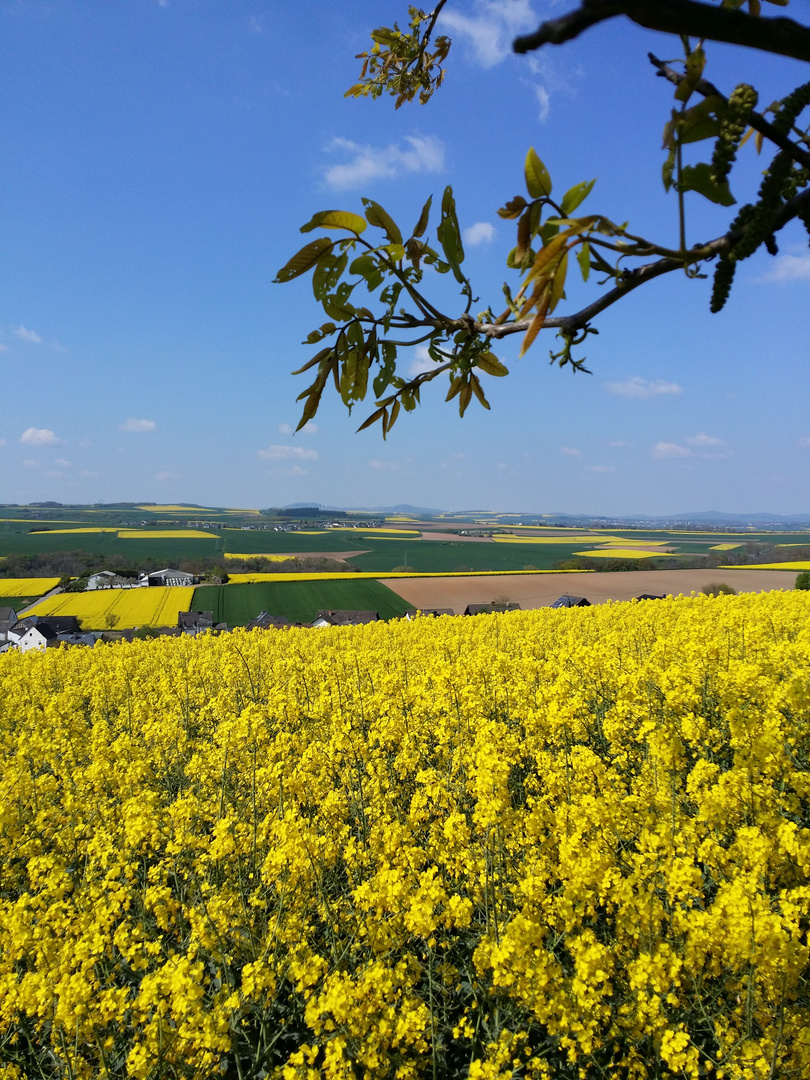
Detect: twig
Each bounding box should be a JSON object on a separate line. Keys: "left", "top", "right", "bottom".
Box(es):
{"left": 513, "top": 0, "right": 810, "bottom": 65}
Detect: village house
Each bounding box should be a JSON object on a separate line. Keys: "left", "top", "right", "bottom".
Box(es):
{"left": 550, "top": 595, "right": 591, "bottom": 608}
{"left": 312, "top": 610, "right": 379, "bottom": 628}
{"left": 464, "top": 602, "right": 521, "bottom": 616}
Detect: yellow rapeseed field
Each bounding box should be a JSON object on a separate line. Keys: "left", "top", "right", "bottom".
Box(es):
{"left": 224, "top": 553, "right": 293, "bottom": 561}
{"left": 225, "top": 569, "right": 589, "bottom": 584}
{"left": 725, "top": 561, "right": 810, "bottom": 570}
{"left": 24, "top": 586, "right": 195, "bottom": 628}
{"left": 0, "top": 591, "right": 809, "bottom": 1078}
{"left": 0, "top": 577, "right": 60, "bottom": 597}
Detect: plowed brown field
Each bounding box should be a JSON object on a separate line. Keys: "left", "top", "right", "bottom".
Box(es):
{"left": 382, "top": 568, "right": 800, "bottom": 613}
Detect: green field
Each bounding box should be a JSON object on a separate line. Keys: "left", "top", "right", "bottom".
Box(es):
{"left": 0, "top": 532, "right": 222, "bottom": 560}
{"left": 0, "top": 597, "right": 37, "bottom": 613}
{"left": 191, "top": 580, "right": 414, "bottom": 625}
{"left": 219, "top": 529, "right": 366, "bottom": 554}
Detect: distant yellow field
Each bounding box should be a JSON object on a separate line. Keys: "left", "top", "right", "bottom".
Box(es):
{"left": 493, "top": 535, "right": 667, "bottom": 546}
{"left": 224, "top": 553, "right": 291, "bottom": 562}
{"left": 117, "top": 530, "right": 218, "bottom": 539}
{"left": 709, "top": 543, "right": 743, "bottom": 551}
{"left": 723, "top": 562, "right": 810, "bottom": 570}
{"left": 26, "top": 587, "right": 195, "bottom": 629}
{"left": 0, "top": 578, "right": 61, "bottom": 597}
{"left": 576, "top": 548, "right": 661, "bottom": 559}
{"left": 136, "top": 505, "right": 215, "bottom": 513}
{"left": 226, "top": 569, "right": 592, "bottom": 584}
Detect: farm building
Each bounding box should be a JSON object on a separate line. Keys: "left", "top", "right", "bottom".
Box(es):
{"left": 464, "top": 602, "right": 521, "bottom": 616}
{"left": 550, "top": 595, "right": 591, "bottom": 609}
{"left": 245, "top": 611, "right": 293, "bottom": 630}
{"left": 142, "top": 568, "right": 197, "bottom": 587}
{"left": 312, "top": 610, "right": 379, "bottom": 627}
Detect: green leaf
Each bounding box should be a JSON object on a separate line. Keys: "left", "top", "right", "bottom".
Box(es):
{"left": 304, "top": 323, "right": 337, "bottom": 345}
{"left": 662, "top": 146, "right": 677, "bottom": 193}
{"left": 476, "top": 353, "right": 509, "bottom": 377}
{"left": 291, "top": 347, "right": 332, "bottom": 376}
{"left": 561, "top": 179, "right": 596, "bottom": 216}
{"left": 275, "top": 238, "right": 334, "bottom": 283}
{"left": 678, "top": 97, "right": 723, "bottom": 145}
{"left": 411, "top": 195, "right": 433, "bottom": 238}
{"left": 678, "top": 163, "right": 736, "bottom": 206}
{"left": 525, "top": 147, "right": 552, "bottom": 199}
{"left": 300, "top": 210, "right": 368, "bottom": 234}
{"left": 576, "top": 241, "right": 590, "bottom": 282}
{"left": 675, "top": 45, "right": 706, "bottom": 104}
{"left": 498, "top": 195, "right": 528, "bottom": 220}
{"left": 362, "top": 199, "right": 403, "bottom": 245}
{"left": 382, "top": 243, "right": 407, "bottom": 262}
{"left": 312, "top": 251, "right": 348, "bottom": 301}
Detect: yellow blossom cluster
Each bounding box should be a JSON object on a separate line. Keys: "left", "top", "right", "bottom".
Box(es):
{"left": 1, "top": 590, "right": 809, "bottom": 1078}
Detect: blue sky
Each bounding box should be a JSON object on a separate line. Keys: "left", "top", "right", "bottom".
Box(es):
{"left": 2, "top": 0, "right": 808, "bottom": 515}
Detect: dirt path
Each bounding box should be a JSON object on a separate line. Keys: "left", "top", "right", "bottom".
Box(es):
{"left": 382, "top": 568, "right": 800, "bottom": 613}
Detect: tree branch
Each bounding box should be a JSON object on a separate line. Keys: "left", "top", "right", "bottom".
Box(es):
{"left": 648, "top": 53, "right": 810, "bottom": 170}
{"left": 513, "top": 0, "right": 810, "bottom": 65}
{"left": 462, "top": 185, "right": 810, "bottom": 341}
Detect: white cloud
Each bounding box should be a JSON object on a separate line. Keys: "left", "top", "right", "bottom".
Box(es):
{"left": 258, "top": 445, "right": 318, "bottom": 461}
{"left": 278, "top": 422, "right": 317, "bottom": 435}
{"left": 324, "top": 135, "right": 444, "bottom": 190}
{"left": 534, "top": 84, "right": 551, "bottom": 123}
{"left": 586, "top": 465, "right": 616, "bottom": 474}
{"left": 799, "top": 436, "right": 810, "bottom": 447}
{"left": 651, "top": 441, "right": 691, "bottom": 459}
{"left": 14, "top": 326, "right": 42, "bottom": 344}
{"left": 54, "top": 458, "right": 71, "bottom": 468}
{"left": 463, "top": 222, "right": 496, "bottom": 246}
{"left": 559, "top": 446, "right": 583, "bottom": 457}
{"left": 368, "top": 459, "right": 399, "bottom": 470}
{"left": 408, "top": 344, "right": 438, "bottom": 378}
{"left": 22, "top": 459, "right": 39, "bottom": 468}
{"left": 156, "top": 469, "right": 181, "bottom": 481}
{"left": 120, "top": 418, "right": 156, "bottom": 433}
{"left": 604, "top": 377, "right": 683, "bottom": 399}
{"left": 758, "top": 253, "right": 810, "bottom": 282}
{"left": 288, "top": 465, "right": 308, "bottom": 477}
{"left": 439, "top": 0, "right": 537, "bottom": 67}
{"left": 686, "top": 432, "right": 726, "bottom": 448}
{"left": 21, "top": 427, "right": 61, "bottom": 446}
{"left": 608, "top": 440, "right": 626, "bottom": 448}
{"left": 78, "top": 438, "right": 91, "bottom": 448}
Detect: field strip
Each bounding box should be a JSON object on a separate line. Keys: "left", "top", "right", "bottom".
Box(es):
{"left": 117, "top": 529, "right": 218, "bottom": 539}
{"left": 0, "top": 577, "right": 61, "bottom": 597}
{"left": 722, "top": 561, "right": 810, "bottom": 570}
{"left": 575, "top": 548, "right": 666, "bottom": 559}
{"left": 382, "top": 567, "right": 800, "bottom": 612}
{"left": 226, "top": 569, "right": 596, "bottom": 584}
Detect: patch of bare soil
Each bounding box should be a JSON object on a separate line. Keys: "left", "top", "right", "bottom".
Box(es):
{"left": 382, "top": 568, "right": 800, "bottom": 613}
